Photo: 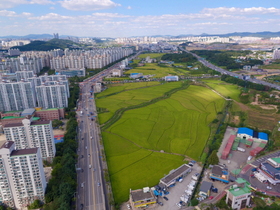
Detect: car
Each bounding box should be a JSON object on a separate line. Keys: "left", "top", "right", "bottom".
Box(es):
{"left": 158, "top": 202, "right": 163, "bottom": 206}
{"left": 209, "top": 196, "right": 214, "bottom": 200}
{"left": 97, "top": 182, "right": 101, "bottom": 187}
{"left": 80, "top": 203, "right": 84, "bottom": 210}
{"left": 126, "top": 204, "right": 131, "bottom": 209}
{"left": 89, "top": 165, "right": 92, "bottom": 169}
{"left": 176, "top": 203, "right": 182, "bottom": 208}
{"left": 88, "top": 154, "right": 90, "bottom": 157}
{"left": 267, "top": 186, "right": 272, "bottom": 189}
{"left": 81, "top": 155, "right": 84, "bottom": 158}
{"left": 163, "top": 196, "right": 168, "bottom": 201}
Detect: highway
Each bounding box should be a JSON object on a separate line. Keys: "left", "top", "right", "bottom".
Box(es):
{"left": 180, "top": 47, "right": 280, "bottom": 91}
{"left": 76, "top": 52, "right": 141, "bottom": 210}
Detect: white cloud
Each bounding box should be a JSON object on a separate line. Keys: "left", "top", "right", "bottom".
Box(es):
{"left": 0, "top": 10, "right": 17, "bottom": 17}
{"left": 0, "top": 0, "right": 53, "bottom": 9}
{"left": 127, "top": 6, "right": 131, "bottom": 10}
{"left": 59, "top": 0, "right": 121, "bottom": 11}
{"left": 29, "top": 13, "right": 74, "bottom": 20}
{"left": 202, "top": 7, "right": 280, "bottom": 15}
{"left": 92, "top": 13, "right": 130, "bottom": 18}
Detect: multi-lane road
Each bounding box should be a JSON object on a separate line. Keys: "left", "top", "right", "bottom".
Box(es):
{"left": 77, "top": 82, "right": 106, "bottom": 210}
{"left": 76, "top": 52, "right": 142, "bottom": 210}
{"left": 180, "top": 47, "right": 280, "bottom": 90}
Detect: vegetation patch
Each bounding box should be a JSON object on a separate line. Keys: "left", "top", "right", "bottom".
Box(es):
{"left": 98, "top": 83, "right": 225, "bottom": 204}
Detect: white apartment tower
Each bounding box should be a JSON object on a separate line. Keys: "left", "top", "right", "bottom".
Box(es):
{"left": 273, "top": 48, "right": 280, "bottom": 60}
{"left": 3, "top": 119, "right": 56, "bottom": 161}
{"left": 36, "top": 83, "right": 68, "bottom": 109}
{"left": 0, "top": 81, "right": 36, "bottom": 112}
{"left": 0, "top": 141, "right": 46, "bottom": 209}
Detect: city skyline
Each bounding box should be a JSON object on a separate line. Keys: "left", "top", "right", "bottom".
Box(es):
{"left": 0, "top": 0, "right": 280, "bottom": 37}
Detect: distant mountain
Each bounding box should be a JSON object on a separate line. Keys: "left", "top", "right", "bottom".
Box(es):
{"left": 11, "top": 38, "right": 82, "bottom": 51}
{"left": 0, "top": 34, "right": 54, "bottom": 39}
{"left": 203, "top": 31, "right": 280, "bottom": 38}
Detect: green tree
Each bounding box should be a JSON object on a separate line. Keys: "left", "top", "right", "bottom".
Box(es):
{"left": 52, "top": 119, "right": 63, "bottom": 128}
{"left": 28, "top": 199, "right": 42, "bottom": 209}
{"left": 190, "top": 198, "right": 199, "bottom": 206}
{"left": 208, "top": 150, "right": 219, "bottom": 165}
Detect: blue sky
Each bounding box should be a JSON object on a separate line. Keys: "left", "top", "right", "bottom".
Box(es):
{"left": 0, "top": 0, "right": 280, "bottom": 37}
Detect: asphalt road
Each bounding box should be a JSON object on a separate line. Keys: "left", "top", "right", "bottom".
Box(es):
{"left": 180, "top": 47, "right": 280, "bottom": 91}
{"left": 76, "top": 52, "right": 142, "bottom": 210}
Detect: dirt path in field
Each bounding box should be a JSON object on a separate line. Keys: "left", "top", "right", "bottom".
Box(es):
{"left": 103, "top": 130, "right": 192, "bottom": 160}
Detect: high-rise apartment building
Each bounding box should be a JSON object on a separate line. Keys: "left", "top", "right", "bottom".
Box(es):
{"left": 36, "top": 83, "right": 68, "bottom": 109}
{"left": 0, "top": 81, "right": 36, "bottom": 111}
{"left": 0, "top": 141, "right": 46, "bottom": 209}
{"left": 15, "top": 71, "right": 35, "bottom": 82}
{"left": 273, "top": 48, "right": 280, "bottom": 59}
{"left": 3, "top": 118, "right": 56, "bottom": 161}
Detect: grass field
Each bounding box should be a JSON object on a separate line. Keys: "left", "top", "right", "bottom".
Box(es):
{"left": 261, "top": 63, "right": 280, "bottom": 69}
{"left": 96, "top": 81, "right": 160, "bottom": 98}
{"left": 99, "top": 83, "right": 225, "bottom": 204}
{"left": 125, "top": 63, "right": 186, "bottom": 77}
{"left": 137, "top": 53, "right": 165, "bottom": 59}
{"left": 96, "top": 82, "right": 182, "bottom": 124}
{"left": 203, "top": 79, "right": 241, "bottom": 102}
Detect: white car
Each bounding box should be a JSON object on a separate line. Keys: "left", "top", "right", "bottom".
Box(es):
{"left": 176, "top": 203, "right": 182, "bottom": 208}
{"left": 126, "top": 204, "right": 131, "bottom": 209}
{"left": 267, "top": 186, "right": 272, "bottom": 189}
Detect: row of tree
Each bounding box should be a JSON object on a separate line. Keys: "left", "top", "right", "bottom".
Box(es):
{"left": 191, "top": 50, "right": 263, "bottom": 70}
{"left": 221, "top": 74, "right": 270, "bottom": 91}
{"left": 161, "top": 52, "right": 197, "bottom": 64}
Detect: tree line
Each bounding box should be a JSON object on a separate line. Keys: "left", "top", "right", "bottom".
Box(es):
{"left": 221, "top": 74, "right": 270, "bottom": 91}
{"left": 191, "top": 50, "right": 263, "bottom": 70}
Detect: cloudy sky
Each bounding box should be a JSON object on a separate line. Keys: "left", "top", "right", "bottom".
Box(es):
{"left": 0, "top": 0, "right": 280, "bottom": 37}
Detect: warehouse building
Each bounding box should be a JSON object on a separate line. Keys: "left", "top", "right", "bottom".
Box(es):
{"left": 160, "top": 164, "right": 192, "bottom": 187}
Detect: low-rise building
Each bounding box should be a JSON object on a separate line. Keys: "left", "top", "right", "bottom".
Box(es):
{"left": 199, "top": 181, "right": 213, "bottom": 197}
{"left": 209, "top": 165, "right": 229, "bottom": 183}
{"left": 226, "top": 178, "right": 252, "bottom": 210}
{"left": 129, "top": 188, "right": 156, "bottom": 208}
{"left": 160, "top": 164, "right": 192, "bottom": 187}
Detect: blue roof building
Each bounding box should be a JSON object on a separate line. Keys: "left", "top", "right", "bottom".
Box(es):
{"left": 237, "top": 127, "right": 253, "bottom": 136}
{"left": 258, "top": 132, "right": 268, "bottom": 141}
{"left": 165, "top": 76, "right": 179, "bottom": 81}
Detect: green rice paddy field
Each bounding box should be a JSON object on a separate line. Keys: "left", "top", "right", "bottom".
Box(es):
{"left": 96, "top": 82, "right": 181, "bottom": 124}
{"left": 203, "top": 79, "right": 241, "bottom": 102}
{"left": 125, "top": 63, "right": 186, "bottom": 78}
{"left": 98, "top": 82, "right": 225, "bottom": 203}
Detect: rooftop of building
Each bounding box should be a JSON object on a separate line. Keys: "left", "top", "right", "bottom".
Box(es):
{"left": 237, "top": 127, "right": 253, "bottom": 136}
{"left": 21, "top": 108, "right": 35, "bottom": 116}
{"left": 130, "top": 189, "right": 154, "bottom": 202}
{"left": 35, "top": 108, "right": 59, "bottom": 112}
{"left": 0, "top": 141, "right": 14, "bottom": 149}
{"left": 200, "top": 181, "right": 213, "bottom": 193}
{"left": 160, "top": 164, "right": 191, "bottom": 184}
{"left": 262, "top": 162, "right": 280, "bottom": 175}
{"left": 2, "top": 116, "right": 24, "bottom": 120}
{"left": 10, "top": 148, "right": 38, "bottom": 156}
{"left": 229, "top": 178, "right": 251, "bottom": 197}
{"left": 4, "top": 120, "right": 50, "bottom": 128}
{"left": 271, "top": 157, "right": 280, "bottom": 164}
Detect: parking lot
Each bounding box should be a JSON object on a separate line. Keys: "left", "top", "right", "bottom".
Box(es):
{"left": 158, "top": 163, "right": 202, "bottom": 210}
{"left": 121, "top": 163, "right": 202, "bottom": 210}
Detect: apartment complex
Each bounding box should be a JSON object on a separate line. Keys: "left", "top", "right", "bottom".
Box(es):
{"left": 36, "top": 83, "right": 68, "bottom": 109}
{"left": 50, "top": 48, "right": 133, "bottom": 70}
{"left": 0, "top": 141, "right": 46, "bottom": 209}
{"left": 0, "top": 73, "right": 69, "bottom": 111}
{"left": 0, "top": 81, "right": 36, "bottom": 112}
{"left": 3, "top": 119, "right": 56, "bottom": 161}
